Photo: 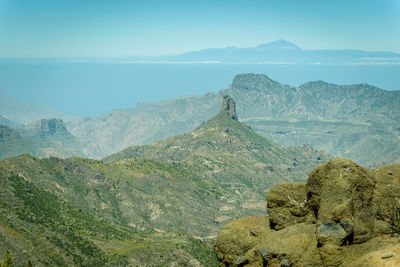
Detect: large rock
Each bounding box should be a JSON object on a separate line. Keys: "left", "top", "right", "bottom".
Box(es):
{"left": 213, "top": 216, "right": 271, "bottom": 267}
{"left": 221, "top": 95, "right": 238, "bottom": 121}
{"left": 214, "top": 221, "right": 322, "bottom": 267}
{"left": 266, "top": 182, "right": 314, "bottom": 230}
{"left": 214, "top": 158, "right": 400, "bottom": 266}
{"left": 307, "top": 158, "right": 400, "bottom": 245}
{"left": 247, "top": 223, "right": 322, "bottom": 266}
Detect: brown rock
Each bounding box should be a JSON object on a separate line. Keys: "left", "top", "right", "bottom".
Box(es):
{"left": 214, "top": 159, "right": 400, "bottom": 267}
{"left": 248, "top": 223, "right": 323, "bottom": 266}
{"left": 213, "top": 216, "right": 271, "bottom": 266}
{"left": 266, "top": 182, "right": 314, "bottom": 230}
{"left": 307, "top": 158, "right": 376, "bottom": 244}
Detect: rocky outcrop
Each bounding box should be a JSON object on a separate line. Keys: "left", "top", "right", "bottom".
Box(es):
{"left": 214, "top": 158, "right": 400, "bottom": 266}
{"left": 267, "top": 182, "right": 314, "bottom": 230}
{"left": 221, "top": 95, "right": 238, "bottom": 121}
{"left": 23, "top": 118, "right": 68, "bottom": 138}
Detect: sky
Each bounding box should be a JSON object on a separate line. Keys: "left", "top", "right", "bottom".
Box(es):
{"left": 0, "top": 0, "right": 399, "bottom": 118}
{"left": 0, "top": 0, "right": 399, "bottom": 57}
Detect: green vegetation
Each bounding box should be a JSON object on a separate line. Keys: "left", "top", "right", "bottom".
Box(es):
{"left": 1, "top": 251, "right": 14, "bottom": 267}
{"left": 0, "top": 99, "right": 329, "bottom": 265}
{"left": 0, "top": 126, "right": 36, "bottom": 161}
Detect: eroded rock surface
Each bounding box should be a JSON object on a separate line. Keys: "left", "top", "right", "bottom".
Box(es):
{"left": 214, "top": 158, "right": 400, "bottom": 266}
{"left": 267, "top": 182, "right": 314, "bottom": 230}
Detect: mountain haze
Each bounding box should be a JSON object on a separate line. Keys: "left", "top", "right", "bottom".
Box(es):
{"left": 158, "top": 40, "right": 400, "bottom": 64}
{"left": 68, "top": 74, "right": 400, "bottom": 166}
{"left": 0, "top": 119, "right": 87, "bottom": 161}
{"left": 0, "top": 93, "right": 79, "bottom": 124}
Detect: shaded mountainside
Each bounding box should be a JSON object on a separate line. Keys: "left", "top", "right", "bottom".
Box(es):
{"left": 214, "top": 158, "right": 400, "bottom": 266}
{"left": 68, "top": 74, "right": 400, "bottom": 166}
{"left": 0, "top": 97, "right": 329, "bottom": 266}
{"left": 68, "top": 93, "right": 222, "bottom": 159}
{"left": 0, "top": 119, "right": 87, "bottom": 161}
{"left": 0, "top": 126, "right": 36, "bottom": 161}
{"left": 20, "top": 118, "right": 87, "bottom": 159}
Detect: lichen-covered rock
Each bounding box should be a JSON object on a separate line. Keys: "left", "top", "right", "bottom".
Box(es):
{"left": 307, "top": 158, "right": 400, "bottom": 246}
{"left": 248, "top": 223, "right": 322, "bottom": 266}
{"left": 213, "top": 216, "right": 271, "bottom": 266}
{"left": 307, "top": 158, "right": 377, "bottom": 244}
{"left": 215, "top": 221, "right": 322, "bottom": 266}
{"left": 214, "top": 158, "right": 400, "bottom": 267}
{"left": 266, "top": 182, "right": 314, "bottom": 230}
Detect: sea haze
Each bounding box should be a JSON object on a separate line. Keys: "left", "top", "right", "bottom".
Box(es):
{"left": 0, "top": 62, "right": 399, "bottom": 117}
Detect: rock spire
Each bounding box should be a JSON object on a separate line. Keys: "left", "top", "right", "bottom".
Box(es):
{"left": 221, "top": 95, "right": 238, "bottom": 121}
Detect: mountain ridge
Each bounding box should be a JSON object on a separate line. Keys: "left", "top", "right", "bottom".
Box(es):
{"left": 67, "top": 73, "right": 400, "bottom": 166}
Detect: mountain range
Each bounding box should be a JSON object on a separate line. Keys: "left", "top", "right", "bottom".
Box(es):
{"left": 76, "top": 39, "right": 400, "bottom": 65}
{"left": 0, "top": 96, "right": 329, "bottom": 266}
{"left": 66, "top": 73, "right": 400, "bottom": 167}
{"left": 1, "top": 73, "right": 399, "bottom": 167}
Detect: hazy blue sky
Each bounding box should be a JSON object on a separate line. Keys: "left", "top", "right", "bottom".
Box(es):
{"left": 0, "top": 0, "right": 399, "bottom": 57}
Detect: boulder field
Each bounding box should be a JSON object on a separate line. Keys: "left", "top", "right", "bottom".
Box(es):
{"left": 214, "top": 158, "right": 400, "bottom": 266}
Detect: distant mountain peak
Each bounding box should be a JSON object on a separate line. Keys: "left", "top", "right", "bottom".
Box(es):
{"left": 255, "top": 39, "right": 301, "bottom": 51}
{"left": 38, "top": 118, "right": 68, "bottom": 135}
{"left": 23, "top": 118, "right": 70, "bottom": 138}
{"left": 231, "top": 73, "right": 279, "bottom": 92}
{"left": 220, "top": 95, "right": 238, "bottom": 121}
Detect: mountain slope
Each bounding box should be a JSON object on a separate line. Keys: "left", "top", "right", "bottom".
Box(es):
{"left": 105, "top": 95, "right": 329, "bottom": 197}
{"left": 0, "top": 126, "right": 36, "bottom": 161}
{"left": 69, "top": 74, "right": 400, "bottom": 166}
{"left": 0, "top": 158, "right": 215, "bottom": 266}
{"left": 0, "top": 96, "right": 329, "bottom": 266}
{"left": 20, "top": 118, "right": 87, "bottom": 158}
{"left": 68, "top": 93, "right": 222, "bottom": 158}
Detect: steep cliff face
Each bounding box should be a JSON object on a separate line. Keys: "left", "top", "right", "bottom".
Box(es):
{"left": 22, "top": 118, "right": 69, "bottom": 138}
{"left": 214, "top": 158, "right": 400, "bottom": 266}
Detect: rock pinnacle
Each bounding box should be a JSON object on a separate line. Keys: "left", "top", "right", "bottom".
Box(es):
{"left": 221, "top": 95, "right": 238, "bottom": 120}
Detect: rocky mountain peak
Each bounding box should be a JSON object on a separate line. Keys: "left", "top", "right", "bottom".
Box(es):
{"left": 231, "top": 74, "right": 277, "bottom": 92}
{"left": 220, "top": 95, "right": 238, "bottom": 120}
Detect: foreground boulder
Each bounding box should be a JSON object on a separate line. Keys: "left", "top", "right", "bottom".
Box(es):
{"left": 214, "top": 158, "right": 400, "bottom": 266}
